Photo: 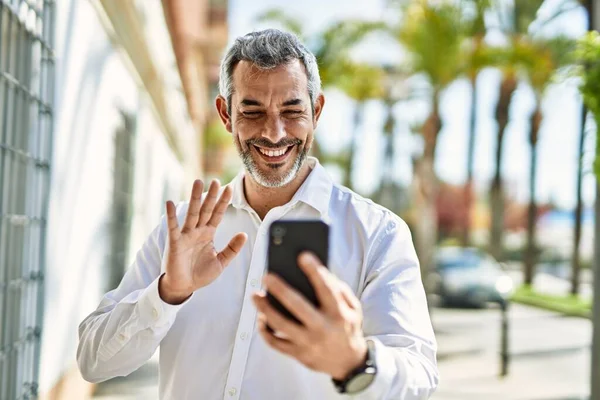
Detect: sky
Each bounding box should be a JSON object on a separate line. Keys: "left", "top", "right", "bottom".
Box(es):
{"left": 228, "top": 0, "right": 595, "bottom": 210}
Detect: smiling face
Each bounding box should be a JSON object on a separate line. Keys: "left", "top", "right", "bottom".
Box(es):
{"left": 216, "top": 59, "right": 324, "bottom": 188}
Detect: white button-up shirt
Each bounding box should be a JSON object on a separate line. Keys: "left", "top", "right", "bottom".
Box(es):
{"left": 77, "top": 158, "right": 438, "bottom": 399}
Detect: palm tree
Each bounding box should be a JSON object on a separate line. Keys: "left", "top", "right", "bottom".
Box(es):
{"left": 338, "top": 63, "right": 386, "bottom": 188}
{"left": 461, "top": 0, "right": 493, "bottom": 247}
{"left": 574, "top": 29, "right": 600, "bottom": 400}
{"left": 394, "top": 0, "right": 466, "bottom": 281}
{"left": 256, "top": 11, "right": 386, "bottom": 186}
{"left": 488, "top": 0, "right": 544, "bottom": 261}
{"left": 571, "top": 0, "right": 593, "bottom": 296}
{"left": 488, "top": 0, "right": 582, "bottom": 261}
{"left": 520, "top": 37, "right": 575, "bottom": 285}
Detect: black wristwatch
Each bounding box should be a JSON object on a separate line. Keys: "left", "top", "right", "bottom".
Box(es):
{"left": 332, "top": 339, "right": 377, "bottom": 394}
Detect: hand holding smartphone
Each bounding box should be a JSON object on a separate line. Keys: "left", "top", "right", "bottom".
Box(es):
{"left": 266, "top": 220, "right": 329, "bottom": 325}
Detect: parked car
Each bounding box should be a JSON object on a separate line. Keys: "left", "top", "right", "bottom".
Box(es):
{"left": 431, "top": 247, "right": 514, "bottom": 308}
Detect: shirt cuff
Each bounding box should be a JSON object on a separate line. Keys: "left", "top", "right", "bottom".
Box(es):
{"left": 350, "top": 337, "right": 401, "bottom": 399}
{"left": 137, "top": 275, "right": 193, "bottom": 328}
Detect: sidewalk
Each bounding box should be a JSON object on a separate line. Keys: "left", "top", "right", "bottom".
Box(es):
{"left": 432, "top": 304, "right": 591, "bottom": 400}
{"left": 91, "top": 305, "right": 591, "bottom": 400}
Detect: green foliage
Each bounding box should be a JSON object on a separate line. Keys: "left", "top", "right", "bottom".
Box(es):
{"left": 395, "top": 0, "right": 465, "bottom": 90}
{"left": 575, "top": 31, "right": 600, "bottom": 179}
{"left": 255, "top": 9, "right": 305, "bottom": 39}
{"left": 257, "top": 10, "right": 386, "bottom": 102}
{"left": 513, "top": 0, "right": 545, "bottom": 34}
{"left": 518, "top": 36, "right": 576, "bottom": 93}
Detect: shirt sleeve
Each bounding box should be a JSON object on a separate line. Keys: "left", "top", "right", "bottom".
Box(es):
{"left": 77, "top": 202, "right": 192, "bottom": 383}
{"left": 350, "top": 214, "right": 439, "bottom": 400}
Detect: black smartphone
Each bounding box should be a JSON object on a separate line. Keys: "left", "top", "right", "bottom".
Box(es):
{"left": 266, "top": 220, "right": 329, "bottom": 326}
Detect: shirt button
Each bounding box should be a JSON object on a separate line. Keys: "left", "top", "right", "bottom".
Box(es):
{"left": 250, "top": 279, "right": 259, "bottom": 287}
{"left": 228, "top": 387, "right": 237, "bottom": 396}
{"left": 152, "top": 308, "right": 159, "bottom": 319}
{"left": 118, "top": 333, "right": 127, "bottom": 341}
{"left": 240, "top": 332, "right": 247, "bottom": 340}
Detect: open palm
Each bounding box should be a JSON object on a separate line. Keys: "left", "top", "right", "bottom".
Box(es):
{"left": 161, "top": 180, "right": 247, "bottom": 302}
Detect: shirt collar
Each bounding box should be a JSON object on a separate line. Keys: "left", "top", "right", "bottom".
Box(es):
{"left": 229, "top": 157, "right": 333, "bottom": 217}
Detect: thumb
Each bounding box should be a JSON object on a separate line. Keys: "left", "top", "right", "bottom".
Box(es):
{"left": 217, "top": 232, "right": 248, "bottom": 267}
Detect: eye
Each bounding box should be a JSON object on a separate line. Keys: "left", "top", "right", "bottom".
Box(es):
{"left": 283, "top": 110, "right": 303, "bottom": 118}
{"left": 242, "top": 111, "right": 264, "bottom": 119}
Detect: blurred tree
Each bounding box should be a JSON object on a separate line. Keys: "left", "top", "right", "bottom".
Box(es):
{"left": 256, "top": 11, "right": 386, "bottom": 188}
{"left": 576, "top": 34, "right": 600, "bottom": 175}
{"left": 488, "top": 0, "right": 581, "bottom": 261}
{"left": 519, "top": 36, "right": 575, "bottom": 285}
{"left": 338, "top": 63, "right": 386, "bottom": 188}
{"left": 461, "top": 0, "right": 495, "bottom": 247}
{"left": 571, "top": 0, "right": 593, "bottom": 296}
{"left": 574, "top": 28, "right": 600, "bottom": 400}
{"left": 393, "top": 0, "right": 466, "bottom": 282}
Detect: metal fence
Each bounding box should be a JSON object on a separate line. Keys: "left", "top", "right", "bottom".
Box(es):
{"left": 0, "top": 0, "right": 55, "bottom": 398}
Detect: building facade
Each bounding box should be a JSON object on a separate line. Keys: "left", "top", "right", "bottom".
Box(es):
{"left": 0, "top": 0, "right": 228, "bottom": 399}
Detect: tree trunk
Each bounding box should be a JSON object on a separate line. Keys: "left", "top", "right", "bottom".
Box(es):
{"left": 462, "top": 74, "right": 478, "bottom": 247}
{"left": 490, "top": 75, "right": 518, "bottom": 260}
{"left": 415, "top": 92, "right": 442, "bottom": 291}
{"left": 524, "top": 104, "right": 542, "bottom": 286}
{"left": 571, "top": 105, "right": 587, "bottom": 295}
{"left": 343, "top": 101, "right": 363, "bottom": 189}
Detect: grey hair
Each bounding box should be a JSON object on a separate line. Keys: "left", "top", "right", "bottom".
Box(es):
{"left": 218, "top": 29, "right": 322, "bottom": 114}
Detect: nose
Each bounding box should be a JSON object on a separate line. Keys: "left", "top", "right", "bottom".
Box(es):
{"left": 261, "top": 114, "right": 286, "bottom": 143}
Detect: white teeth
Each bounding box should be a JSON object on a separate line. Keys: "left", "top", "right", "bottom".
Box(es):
{"left": 259, "top": 147, "right": 288, "bottom": 157}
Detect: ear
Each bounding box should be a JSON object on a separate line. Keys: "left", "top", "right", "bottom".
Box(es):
{"left": 216, "top": 95, "right": 232, "bottom": 133}
{"left": 312, "top": 93, "right": 325, "bottom": 129}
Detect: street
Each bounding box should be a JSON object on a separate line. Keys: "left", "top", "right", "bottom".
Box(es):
{"left": 93, "top": 303, "right": 592, "bottom": 399}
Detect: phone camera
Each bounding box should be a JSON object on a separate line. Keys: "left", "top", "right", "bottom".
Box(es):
{"left": 272, "top": 226, "right": 286, "bottom": 237}
{"left": 272, "top": 226, "right": 286, "bottom": 245}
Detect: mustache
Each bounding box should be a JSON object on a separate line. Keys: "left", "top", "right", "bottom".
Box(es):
{"left": 245, "top": 137, "right": 302, "bottom": 148}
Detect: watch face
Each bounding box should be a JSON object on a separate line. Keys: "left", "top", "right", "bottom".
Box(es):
{"left": 346, "top": 370, "right": 376, "bottom": 394}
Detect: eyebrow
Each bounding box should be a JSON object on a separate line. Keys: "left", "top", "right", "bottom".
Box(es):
{"left": 282, "top": 98, "right": 303, "bottom": 106}
{"left": 239, "top": 98, "right": 304, "bottom": 107}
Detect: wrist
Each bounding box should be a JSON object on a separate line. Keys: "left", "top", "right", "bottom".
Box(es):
{"left": 332, "top": 338, "right": 369, "bottom": 381}
{"left": 158, "top": 274, "right": 192, "bottom": 305}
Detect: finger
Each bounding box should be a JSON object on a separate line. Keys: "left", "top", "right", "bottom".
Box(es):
{"left": 182, "top": 180, "right": 204, "bottom": 231}
{"left": 297, "top": 252, "right": 340, "bottom": 312}
{"left": 264, "top": 273, "right": 325, "bottom": 329}
{"left": 339, "top": 283, "right": 361, "bottom": 312}
{"left": 257, "top": 318, "right": 299, "bottom": 357}
{"left": 165, "top": 201, "right": 181, "bottom": 243}
{"left": 197, "top": 180, "right": 220, "bottom": 227}
{"left": 252, "top": 293, "right": 306, "bottom": 342}
{"left": 217, "top": 232, "right": 247, "bottom": 267}
{"left": 207, "top": 185, "right": 233, "bottom": 227}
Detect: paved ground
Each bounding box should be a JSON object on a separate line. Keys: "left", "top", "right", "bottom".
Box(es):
{"left": 432, "top": 304, "right": 591, "bottom": 400}
{"left": 92, "top": 304, "right": 592, "bottom": 399}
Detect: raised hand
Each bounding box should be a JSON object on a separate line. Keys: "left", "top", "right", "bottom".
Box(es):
{"left": 159, "top": 179, "right": 248, "bottom": 304}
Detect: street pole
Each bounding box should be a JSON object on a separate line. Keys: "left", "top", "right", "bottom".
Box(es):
{"left": 500, "top": 301, "right": 510, "bottom": 377}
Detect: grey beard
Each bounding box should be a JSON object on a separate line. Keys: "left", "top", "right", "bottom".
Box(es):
{"left": 237, "top": 139, "right": 308, "bottom": 188}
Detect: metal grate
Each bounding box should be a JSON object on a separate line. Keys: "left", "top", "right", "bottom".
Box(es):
{"left": 0, "top": 0, "right": 55, "bottom": 399}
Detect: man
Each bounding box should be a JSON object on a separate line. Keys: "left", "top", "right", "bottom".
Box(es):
{"left": 77, "top": 29, "right": 438, "bottom": 399}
